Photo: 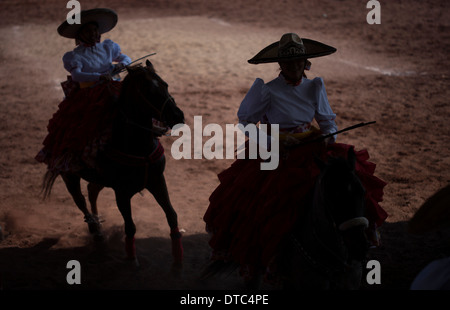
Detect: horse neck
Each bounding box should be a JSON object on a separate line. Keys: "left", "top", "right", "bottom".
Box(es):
{"left": 111, "top": 110, "right": 157, "bottom": 157}
{"left": 308, "top": 177, "right": 347, "bottom": 254}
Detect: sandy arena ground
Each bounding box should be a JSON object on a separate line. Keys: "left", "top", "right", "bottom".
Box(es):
{"left": 0, "top": 0, "right": 449, "bottom": 292}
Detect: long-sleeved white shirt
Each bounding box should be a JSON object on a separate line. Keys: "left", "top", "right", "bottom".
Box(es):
{"left": 237, "top": 75, "right": 338, "bottom": 143}
{"left": 62, "top": 39, "right": 132, "bottom": 82}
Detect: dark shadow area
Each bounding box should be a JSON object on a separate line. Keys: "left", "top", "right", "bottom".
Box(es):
{"left": 0, "top": 229, "right": 246, "bottom": 290}
{"left": 2, "top": 221, "right": 450, "bottom": 290}
{"left": 361, "top": 221, "right": 450, "bottom": 290}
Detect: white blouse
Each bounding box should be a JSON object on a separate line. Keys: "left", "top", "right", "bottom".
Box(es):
{"left": 62, "top": 39, "right": 132, "bottom": 82}
{"left": 238, "top": 75, "right": 338, "bottom": 142}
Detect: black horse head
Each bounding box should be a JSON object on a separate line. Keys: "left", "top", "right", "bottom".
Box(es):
{"left": 314, "top": 147, "right": 369, "bottom": 261}
{"left": 119, "top": 59, "right": 184, "bottom": 131}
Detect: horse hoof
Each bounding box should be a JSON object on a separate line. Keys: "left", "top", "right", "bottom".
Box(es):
{"left": 170, "top": 231, "right": 183, "bottom": 265}
{"left": 85, "top": 214, "right": 102, "bottom": 235}
{"left": 127, "top": 257, "right": 140, "bottom": 268}
{"left": 125, "top": 236, "right": 136, "bottom": 259}
{"left": 93, "top": 232, "right": 105, "bottom": 243}
{"left": 171, "top": 261, "right": 183, "bottom": 277}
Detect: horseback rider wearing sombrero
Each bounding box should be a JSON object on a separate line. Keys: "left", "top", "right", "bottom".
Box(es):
{"left": 203, "top": 33, "right": 388, "bottom": 283}
{"left": 36, "top": 8, "right": 132, "bottom": 173}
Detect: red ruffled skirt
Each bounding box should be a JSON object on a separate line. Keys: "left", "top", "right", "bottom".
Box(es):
{"left": 35, "top": 81, "right": 121, "bottom": 172}
{"left": 203, "top": 141, "right": 387, "bottom": 277}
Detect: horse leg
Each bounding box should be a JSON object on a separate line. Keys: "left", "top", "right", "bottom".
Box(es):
{"left": 61, "top": 173, "right": 101, "bottom": 235}
{"left": 147, "top": 174, "right": 183, "bottom": 266}
{"left": 87, "top": 182, "right": 104, "bottom": 218}
{"left": 114, "top": 189, "right": 137, "bottom": 260}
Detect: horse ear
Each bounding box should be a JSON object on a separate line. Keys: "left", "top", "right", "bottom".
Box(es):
{"left": 347, "top": 147, "right": 356, "bottom": 171}
{"left": 314, "top": 155, "right": 326, "bottom": 171}
{"left": 146, "top": 59, "right": 155, "bottom": 72}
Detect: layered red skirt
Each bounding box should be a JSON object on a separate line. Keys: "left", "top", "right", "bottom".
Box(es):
{"left": 203, "top": 141, "right": 387, "bottom": 277}
{"left": 35, "top": 81, "right": 121, "bottom": 172}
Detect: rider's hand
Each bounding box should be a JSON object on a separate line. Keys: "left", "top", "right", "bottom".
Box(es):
{"left": 322, "top": 136, "right": 333, "bottom": 147}
{"left": 112, "top": 63, "right": 125, "bottom": 75}
{"left": 115, "top": 63, "right": 125, "bottom": 71}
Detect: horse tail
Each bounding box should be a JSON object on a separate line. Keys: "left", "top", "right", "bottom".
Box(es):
{"left": 41, "top": 169, "right": 60, "bottom": 200}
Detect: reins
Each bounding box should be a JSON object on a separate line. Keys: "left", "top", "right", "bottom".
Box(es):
{"left": 135, "top": 88, "right": 174, "bottom": 121}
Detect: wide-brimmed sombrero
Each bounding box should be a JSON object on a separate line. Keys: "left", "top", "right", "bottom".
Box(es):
{"left": 248, "top": 33, "right": 336, "bottom": 64}
{"left": 57, "top": 8, "right": 118, "bottom": 39}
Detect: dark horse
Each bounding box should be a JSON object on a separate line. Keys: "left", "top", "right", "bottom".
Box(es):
{"left": 202, "top": 148, "right": 370, "bottom": 289}
{"left": 280, "top": 148, "right": 370, "bottom": 289}
{"left": 41, "top": 60, "right": 185, "bottom": 266}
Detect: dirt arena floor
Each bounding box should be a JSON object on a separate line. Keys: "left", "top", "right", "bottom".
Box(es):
{"left": 0, "top": 0, "right": 449, "bottom": 293}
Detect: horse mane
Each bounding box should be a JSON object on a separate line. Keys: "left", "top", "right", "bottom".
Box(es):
{"left": 324, "top": 149, "right": 356, "bottom": 173}
{"left": 117, "top": 64, "right": 155, "bottom": 115}
{"left": 120, "top": 64, "right": 147, "bottom": 95}
{"left": 118, "top": 63, "right": 165, "bottom": 103}
{"left": 312, "top": 149, "right": 363, "bottom": 227}
{"left": 325, "top": 156, "right": 350, "bottom": 171}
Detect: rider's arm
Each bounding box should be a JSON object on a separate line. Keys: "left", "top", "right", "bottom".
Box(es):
{"left": 111, "top": 53, "right": 131, "bottom": 75}
{"left": 104, "top": 39, "right": 132, "bottom": 66}
{"left": 114, "top": 53, "right": 132, "bottom": 66}
{"left": 313, "top": 77, "right": 337, "bottom": 143}
{"left": 69, "top": 67, "right": 102, "bottom": 82}
{"left": 237, "top": 78, "right": 273, "bottom": 148}
{"left": 63, "top": 52, "right": 103, "bottom": 82}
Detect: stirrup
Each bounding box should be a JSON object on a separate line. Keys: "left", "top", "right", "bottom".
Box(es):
{"left": 125, "top": 236, "right": 136, "bottom": 259}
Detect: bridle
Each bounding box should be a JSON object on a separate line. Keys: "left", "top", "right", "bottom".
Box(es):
{"left": 135, "top": 86, "right": 174, "bottom": 123}
{"left": 120, "top": 77, "right": 174, "bottom": 134}
{"left": 121, "top": 65, "right": 175, "bottom": 130}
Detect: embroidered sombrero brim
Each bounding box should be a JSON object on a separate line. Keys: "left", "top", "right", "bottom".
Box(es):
{"left": 57, "top": 8, "right": 118, "bottom": 39}
{"left": 248, "top": 37, "right": 336, "bottom": 64}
